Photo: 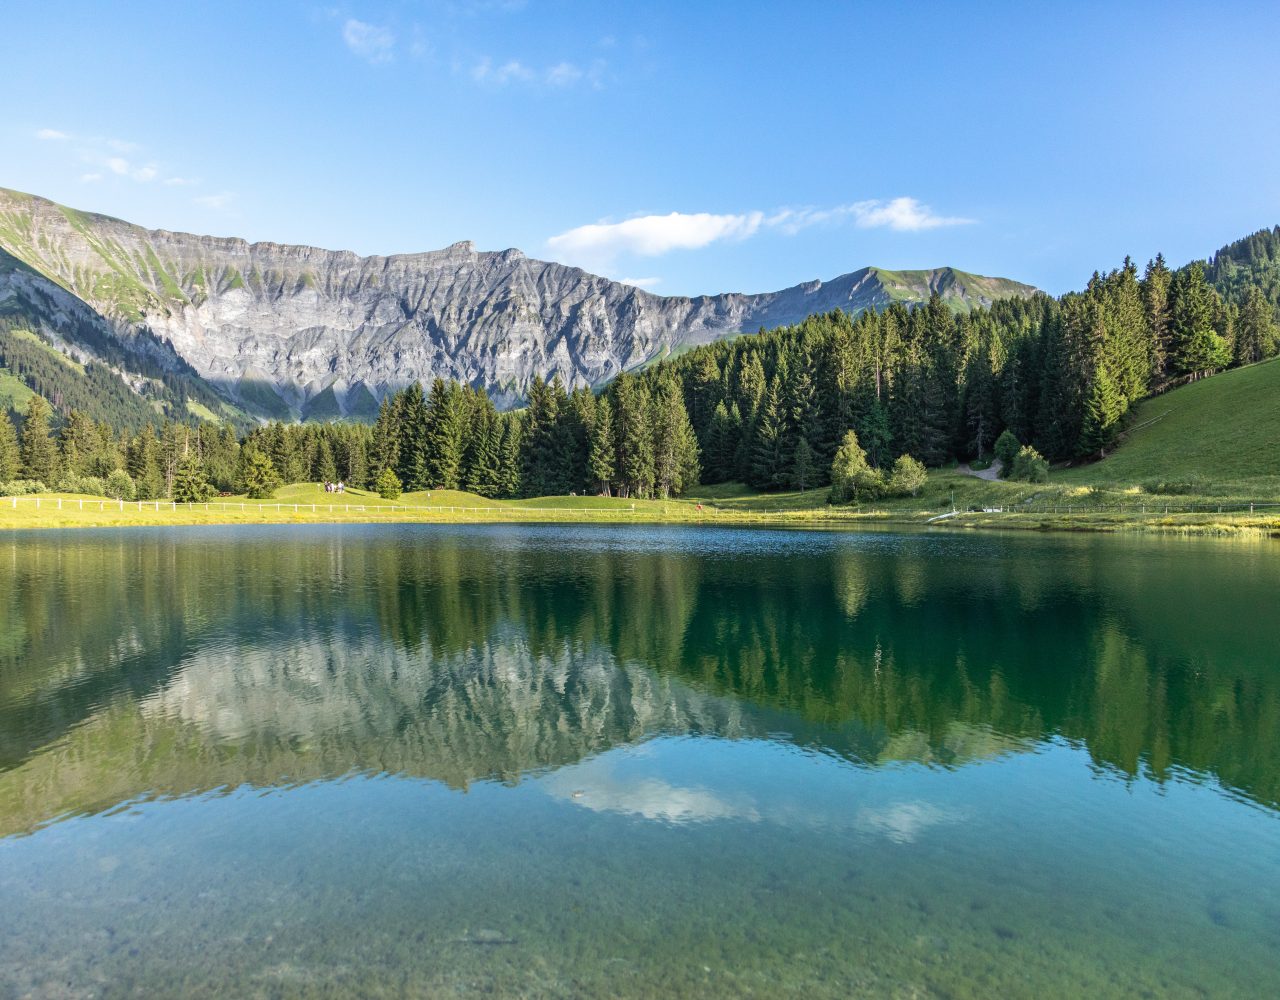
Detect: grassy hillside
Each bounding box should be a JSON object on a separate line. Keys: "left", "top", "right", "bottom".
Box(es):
{"left": 1057, "top": 357, "right": 1280, "bottom": 492}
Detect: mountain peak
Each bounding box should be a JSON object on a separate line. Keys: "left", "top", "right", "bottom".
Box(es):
{"left": 0, "top": 187, "right": 1037, "bottom": 419}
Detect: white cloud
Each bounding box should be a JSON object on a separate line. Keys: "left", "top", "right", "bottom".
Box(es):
{"left": 470, "top": 55, "right": 603, "bottom": 88}
{"left": 548, "top": 211, "right": 764, "bottom": 267}
{"left": 547, "top": 197, "right": 974, "bottom": 268}
{"left": 80, "top": 173, "right": 102, "bottom": 183}
{"left": 37, "top": 128, "right": 70, "bottom": 141}
{"left": 472, "top": 56, "right": 535, "bottom": 84}
{"left": 849, "top": 197, "right": 973, "bottom": 231}
{"left": 343, "top": 18, "right": 395, "bottom": 64}
{"left": 619, "top": 276, "right": 661, "bottom": 289}
{"left": 194, "top": 191, "right": 236, "bottom": 211}
{"left": 546, "top": 61, "right": 582, "bottom": 86}
{"left": 106, "top": 157, "right": 130, "bottom": 175}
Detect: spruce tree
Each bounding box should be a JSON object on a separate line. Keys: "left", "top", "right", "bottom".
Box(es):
{"left": 239, "top": 445, "right": 281, "bottom": 500}
{"left": 314, "top": 436, "right": 338, "bottom": 483}
{"left": 750, "top": 381, "right": 787, "bottom": 490}
{"left": 1078, "top": 360, "right": 1124, "bottom": 457}
{"left": 173, "top": 454, "right": 213, "bottom": 503}
{"left": 1234, "top": 287, "right": 1278, "bottom": 364}
{"left": 588, "top": 398, "right": 616, "bottom": 495}
{"left": 0, "top": 409, "right": 20, "bottom": 482}
{"left": 792, "top": 437, "right": 816, "bottom": 491}
{"left": 376, "top": 465, "right": 402, "bottom": 500}
{"left": 423, "top": 378, "right": 465, "bottom": 489}
{"left": 19, "top": 395, "right": 59, "bottom": 485}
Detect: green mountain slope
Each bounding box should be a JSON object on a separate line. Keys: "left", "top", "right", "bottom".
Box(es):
{"left": 1059, "top": 357, "right": 1280, "bottom": 489}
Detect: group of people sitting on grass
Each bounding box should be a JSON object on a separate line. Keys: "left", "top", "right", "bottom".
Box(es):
{"left": 322, "top": 481, "right": 346, "bottom": 494}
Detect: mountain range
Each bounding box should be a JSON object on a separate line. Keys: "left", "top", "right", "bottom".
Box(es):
{"left": 0, "top": 186, "right": 1035, "bottom": 423}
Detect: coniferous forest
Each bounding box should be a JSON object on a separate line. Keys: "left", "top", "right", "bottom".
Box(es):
{"left": 1, "top": 229, "right": 1278, "bottom": 503}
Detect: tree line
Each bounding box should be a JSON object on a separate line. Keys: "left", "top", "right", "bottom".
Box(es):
{"left": 3, "top": 237, "right": 1278, "bottom": 502}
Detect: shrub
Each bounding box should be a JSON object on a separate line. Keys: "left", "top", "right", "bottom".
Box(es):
{"left": 376, "top": 466, "right": 402, "bottom": 500}
{"left": 887, "top": 454, "right": 928, "bottom": 497}
{"left": 994, "top": 430, "right": 1021, "bottom": 477}
{"left": 0, "top": 480, "right": 47, "bottom": 496}
{"left": 59, "top": 473, "right": 107, "bottom": 496}
{"left": 1141, "top": 474, "right": 1207, "bottom": 496}
{"left": 1009, "top": 445, "right": 1049, "bottom": 483}
{"left": 105, "top": 469, "right": 136, "bottom": 501}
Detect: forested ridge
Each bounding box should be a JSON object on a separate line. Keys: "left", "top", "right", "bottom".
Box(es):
{"left": 1, "top": 228, "right": 1278, "bottom": 503}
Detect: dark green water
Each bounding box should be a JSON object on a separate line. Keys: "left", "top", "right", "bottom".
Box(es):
{"left": 1, "top": 525, "right": 1278, "bottom": 998}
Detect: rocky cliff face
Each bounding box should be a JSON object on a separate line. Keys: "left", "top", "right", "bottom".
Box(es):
{"left": 0, "top": 187, "right": 1036, "bottom": 417}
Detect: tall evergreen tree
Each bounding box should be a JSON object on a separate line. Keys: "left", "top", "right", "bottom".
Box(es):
{"left": 0, "top": 409, "right": 20, "bottom": 482}
{"left": 19, "top": 395, "right": 59, "bottom": 485}
{"left": 588, "top": 398, "right": 616, "bottom": 495}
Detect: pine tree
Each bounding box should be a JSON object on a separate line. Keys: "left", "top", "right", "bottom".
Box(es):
{"left": 611, "top": 373, "right": 654, "bottom": 498}
{"left": 314, "top": 436, "right": 338, "bottom": 483}
{"left": 173, "top": 453, "right": 213, "bottom": 503}
{"left": 371, "top": 395, "right": 401, "bottom": 481}
{"left": 588, "top": 398, "right": 616, "bottom": 495}
{"left": 1142, "top": 254, "right": 1173, "bottom": 386}
{"left": 1234, "top": 286, "right": 1278, "bottom": 365}
{"left": 239, "top": 445, "right": 281, "bottom": 500}
{"left": 792, "top": 437, "right": 816, "bottom": 491}
{"left": 59, "top": 410, "right": 98, "bottom": 477}
{"left": 396, "top": 382, "right": 430, "bottom": 490}
{"left": 422, "top": 378, "right": 466, "bottom": 489}
{"left": 652, "top": 378, "right": 699, "bottom": 498}
{"left": 19, "top": 395, "right": 59, "bottom": 485}
{"left": 463, "top": 400, "right": 504, "bottom": 497}
{"left": 1170, "top": 262, "right": 1230, "bottom": 379}
{"left": 749, "top": 380, "right": 787, "bottom": 490}
{"left": 0, "top": 409, "right": 20, "bottom": 482}
{"left": 1078, "top": 360, "right": 1124, "bottom": 457}
{"left": 496, "top": 417, "right": 522, "bottom": 499}
{"left": 127, "top": 424, "right": 164, "bottom": 500}
{"left": 376, "top": 465, "right": 402, "bottom": 500}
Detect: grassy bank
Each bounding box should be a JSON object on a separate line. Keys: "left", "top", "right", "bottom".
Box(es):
{"left": 2, "top": 478, "right": 1277, "bottom": 536}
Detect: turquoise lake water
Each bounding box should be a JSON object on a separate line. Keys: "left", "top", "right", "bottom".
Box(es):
{"left": 1, "top": 524, "right": 1278, "bottom": 997}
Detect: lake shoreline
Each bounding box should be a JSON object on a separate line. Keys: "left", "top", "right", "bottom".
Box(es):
{"left": 2, "top": 495, "right": 1277, "bottom": 538}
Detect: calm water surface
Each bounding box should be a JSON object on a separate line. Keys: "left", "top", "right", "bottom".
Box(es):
{"left": 1, "top": 524, "right": 1278, "bottom": 997}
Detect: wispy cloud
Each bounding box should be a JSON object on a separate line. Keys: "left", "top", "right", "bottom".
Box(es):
{"left": 470, "top": 55, "right": 605, "bottom": 88}
{"left": 851, "top": 197, "right": 973, "bottom": 232}
{"left": 35, "top": 128, "right": 217, "bottom": 191}
{"left": 80, "top": 172, "right": 102, "bottom": 183}
{"left": 163, "top": 176, "right": 200, "bottom": 187}
{"left": 36, "top": 128, "right": 70, "bottom": 141}
{"left": 548, "top": 197, "right": 974, "bottom": 269}
{"left": 548, "top": 211, "right": 764, "bottom": 267}
{"left": 619, "top": 276, "right": 661, "bottom": 289}
{"left": 343, "top": 18, "right": 395, "bottom": 64}
{"left": 194, "top": 191, "right": 236, "bottom": 211}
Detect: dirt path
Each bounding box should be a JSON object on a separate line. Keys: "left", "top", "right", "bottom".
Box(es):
{"left": 957, "top": 459, "right": 1003, "bottom": 481}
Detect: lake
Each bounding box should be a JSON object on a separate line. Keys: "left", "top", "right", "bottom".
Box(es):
{"left": 1, "top": 524, "right": 1278, "bottom": 997}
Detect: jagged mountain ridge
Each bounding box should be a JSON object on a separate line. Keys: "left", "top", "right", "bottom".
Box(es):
{"left": 0, "top": 187, "right": 1037, "bottom": 418}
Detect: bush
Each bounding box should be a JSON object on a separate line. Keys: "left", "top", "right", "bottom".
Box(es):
{"left": 994, "top": 430, "right": 1021, "bottom": 477}
{"left": 1009, "top": 445, "right": 1049, "bottom": 483}
{"left": 1141, "top": 474, "right": 1207, "bottom": 496}
{"left": 376, "top": 466, "right": 402, "bottom": 500}
{"left": 59, "top": 473, "right": 107, "bottom": 496}
{"left": 0, "top": 479, "right": 47, "bottom": 496}
{"left": 887, "top": 454, "right": 928, "bottom": 497}
{"left": 105, "top": 469, "right": 136, "bottom": 501}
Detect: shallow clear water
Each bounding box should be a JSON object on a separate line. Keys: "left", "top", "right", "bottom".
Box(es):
{"left": 1, "top": 524, "right": 1278, "bottom": 997}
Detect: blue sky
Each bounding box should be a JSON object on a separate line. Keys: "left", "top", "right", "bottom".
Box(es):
{"left": 5, "top": 0, "right": 1279, "bottom": 296}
